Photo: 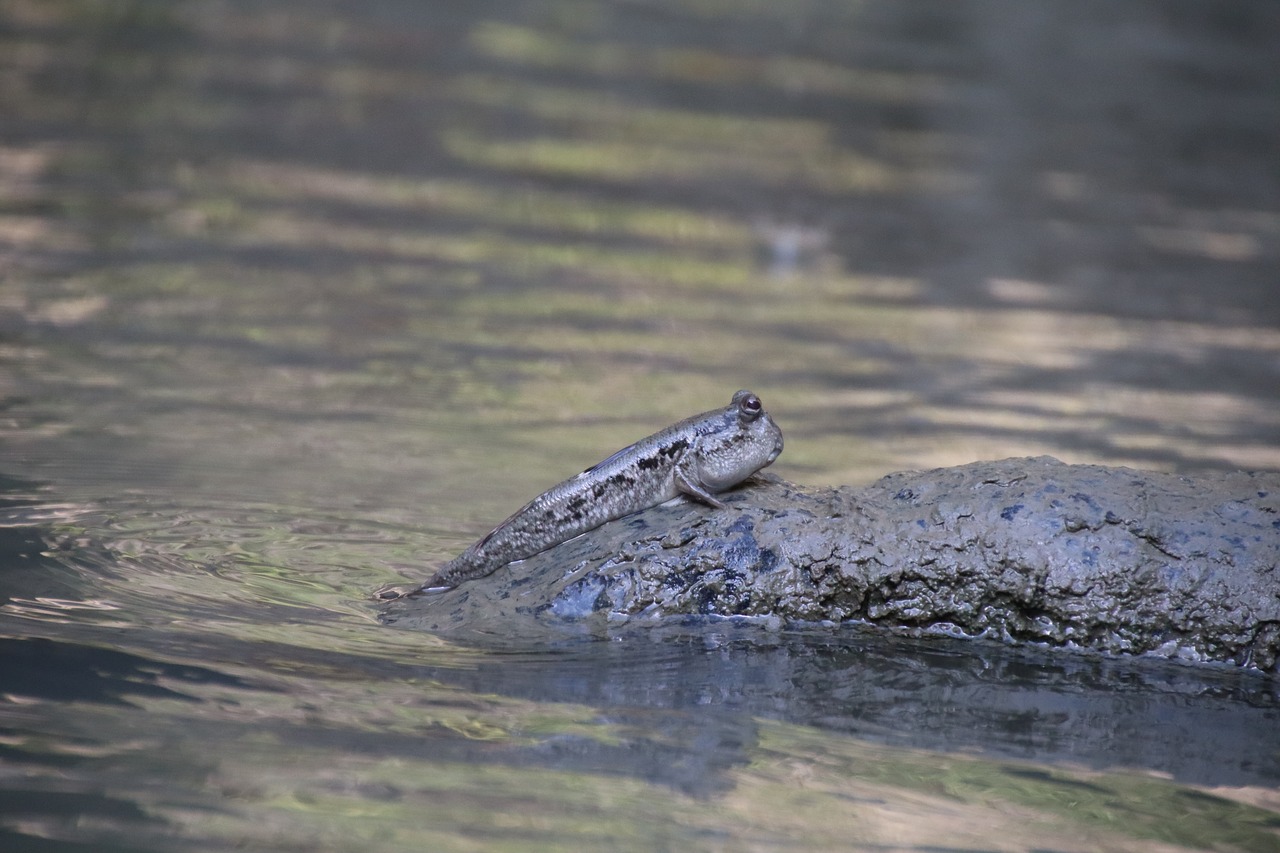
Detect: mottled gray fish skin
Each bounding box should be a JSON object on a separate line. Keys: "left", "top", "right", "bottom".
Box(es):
{"left": 418, "top": 390, "right": 784, "bottom": 592}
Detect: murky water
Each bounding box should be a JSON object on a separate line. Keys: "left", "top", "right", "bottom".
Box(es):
{"left": 2, "top": 1, "right": 1278, "bottom": 850}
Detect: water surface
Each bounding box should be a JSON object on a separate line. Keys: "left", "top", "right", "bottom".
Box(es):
{"left": 2, "top": 1, "right": 1278, "bottom": 850}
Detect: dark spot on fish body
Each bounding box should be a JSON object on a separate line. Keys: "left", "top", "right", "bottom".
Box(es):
{"left": 635, "top": 454, "right": 663, "bottom": 471}
{"left": 608, "top": 472, "right": 636, "bottom": 488}
{"left": 660, "top": 439, "right": 689, "bottom": 458}
{"left": 693, "top": 419, "right": 725, "bottom": 437}
{"left": 566, "top": 496, "right": 587, "bottom": 514}
{"left": 1000, "top": 504, "right": 1024, "bottom": 521}
{"left": 592, "top": 483, "right": 607, "bottom": 499}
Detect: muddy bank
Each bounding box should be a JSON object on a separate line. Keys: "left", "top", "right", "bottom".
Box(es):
{"left": 381, "top": 457, "right": 1280, "bottom": 672}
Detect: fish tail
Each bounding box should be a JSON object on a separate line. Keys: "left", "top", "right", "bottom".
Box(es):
{"left": 419, "top": 550, "right": 498, "bottom": 592}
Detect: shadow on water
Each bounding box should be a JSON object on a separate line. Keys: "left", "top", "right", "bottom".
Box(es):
{"left": 0, "top": 640, "right": 251, "bottom": 852}
{"left": 0, "top": 634, "right": 259, "bottom": 706}
{"left": 433, "top": 626, "right": 1280, "bottom": 791}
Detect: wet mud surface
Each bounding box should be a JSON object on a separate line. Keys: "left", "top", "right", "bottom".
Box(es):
{"left": 384, "top": 457, "right": 1280, "bottom": 672}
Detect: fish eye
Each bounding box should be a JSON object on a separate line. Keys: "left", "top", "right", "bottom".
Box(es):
{"left": 738, "top": 393, "right": 762, "bottom": 420}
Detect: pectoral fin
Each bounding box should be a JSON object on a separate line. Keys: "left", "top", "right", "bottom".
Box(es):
{"left": 674, "top": 463, "right": 728, "bottom": 510}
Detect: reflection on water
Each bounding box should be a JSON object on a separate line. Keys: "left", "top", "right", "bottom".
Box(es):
{"left": 3, "top": 487, "right": 1279, "bottom": 851}
{"left": 2, "top": 0, "right": 1279, "bottom": 850}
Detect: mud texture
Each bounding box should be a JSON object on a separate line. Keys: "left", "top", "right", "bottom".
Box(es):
{"left": 381, "top": 457, "right": 1280, "bottom": 672}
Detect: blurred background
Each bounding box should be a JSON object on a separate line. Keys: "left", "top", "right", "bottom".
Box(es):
{"left": 3, "top": 0, "right": 1277, "bottom": 517}
{"left": 1, "top": 2, "right": 1278, "bottom": 850}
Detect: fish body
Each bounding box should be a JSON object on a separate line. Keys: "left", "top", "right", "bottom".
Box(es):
{"left": 418, "top": 390, "right": 784, "bottom": 592}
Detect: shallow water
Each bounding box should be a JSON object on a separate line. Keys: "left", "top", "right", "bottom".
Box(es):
{"left": 2, "top": 0, "right": 1279, "bottom": 850}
